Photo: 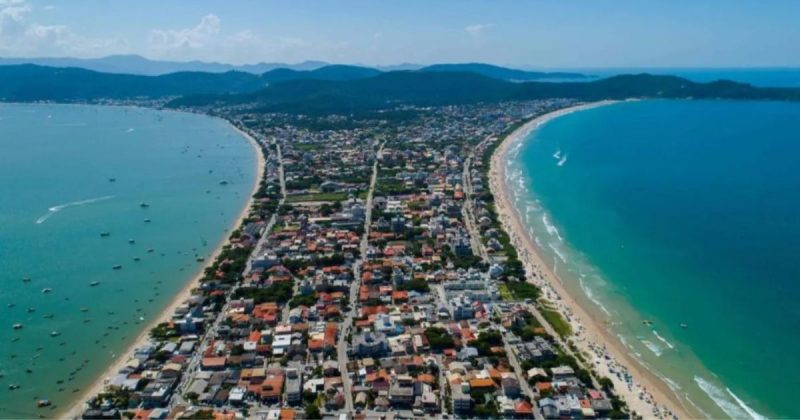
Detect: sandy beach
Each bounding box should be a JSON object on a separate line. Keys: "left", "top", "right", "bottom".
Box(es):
{"left": 489, "top": 101, "right": 698, "bottom": 419}
{"left": 60, "top": 122, "right": 265, "bottom": 419}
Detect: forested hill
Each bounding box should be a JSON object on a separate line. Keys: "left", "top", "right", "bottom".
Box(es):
{"left": 1, "top": 64, "right": 798, "bottom": 113}
{"left": 168, "top": 72, "right": 800, "bottom": 114}
{"left": 420, "top": 63, "right": 588, "bottom": 81}
{"left": 0, "top": 65, "right": 267, "bottom": 101}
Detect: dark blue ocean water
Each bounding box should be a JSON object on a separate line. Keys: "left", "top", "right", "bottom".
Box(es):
{"left": 511, "top": 100, "right": 800, "bottom": 418}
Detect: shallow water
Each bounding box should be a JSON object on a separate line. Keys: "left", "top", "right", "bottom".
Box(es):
{"left": 0, "top": 103, "right": 256, "bottom": 417}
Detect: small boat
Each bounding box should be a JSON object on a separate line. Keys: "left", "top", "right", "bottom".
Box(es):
{"left": 196, "top": 257, "right": 205, "bottom": 262}
{"left": 50, "top": 331, "right": 61, "bottom": 337}
{"left": 219, "top": 180, "right": 229, "bottom": 185}
{"left": 147, "top": 248, "right": 154, "bottom": 253}
{"left": 680, "top": 323, "right": 688, "bottom": 329}
{"left": 112, "top": 265, "right": 122, "bottom": 270}
{"left": 22, "top": 277, "right": 31, "bottom": 283}
{"left": 144, "top": 218, "right": 151, "bottom": 223}
{"left": 139, "top": 202, "right": 150, "bottom": 208}
{"left": 41, "top": 288, "right": 52, "bottom": 294}
{"left": 133, "top": 257, "right": 140, "bottom": 262}
{"left": 27, "top": 307, "right": 35, "bottom": 313}
{"left": 100, "top": 232, "right": 110, "bottom": 237}
{"left": 7, "top": 303, "right": 15, "bottom": 308}
{"left": 12, "top": 323, "right": 23, "bottom": 330}
{"left": 108, "top": 178, "right": 116, "bottom": 183}
{"left": 37, "top": 399, "right": 51, "bottom": 407}
{"left": 128, "top": 239, "right": 135, "bottom": 244}
{"left": 89, "top": 281, "right": 100, "bottom": 287}
{"left": 8, "top": 384, "right": 19, "bottom": 390}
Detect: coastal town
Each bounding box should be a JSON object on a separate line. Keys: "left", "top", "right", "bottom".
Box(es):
{"left": 67, "top": 98, "right": 677, "bottom": 420}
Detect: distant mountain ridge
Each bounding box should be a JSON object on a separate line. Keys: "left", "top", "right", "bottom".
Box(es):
{"left": 171, "top": 71, "right": 800, "bottom": 114}
{"left": 0, "top": 54, "right": 328, "bottom": 76}
{"left": 420, "top": 63, "right": 590, "bottom": 81}
{"left": 261, "top": 65, "right": 382, "bottom": 84}
{"left": 0, "top": 55, "right": 588, "bottom": 81}
{"left": 1, "top": 63, "right": 798, "bottom": 115}
{"left": 0, "top": 64, "right": 267, "bottom": 100}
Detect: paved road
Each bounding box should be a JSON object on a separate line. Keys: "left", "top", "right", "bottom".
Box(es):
{"left": 170, "top": 134, "right": 287, "bottom": 409}
{"left": 503, "top": 333, "right": 545, "bottom": 420}
{"left": 338, "top": 142, "right": 384, "bottom": 414}
{"left": 461, "top": 153, "right": 489, "bottom": 261}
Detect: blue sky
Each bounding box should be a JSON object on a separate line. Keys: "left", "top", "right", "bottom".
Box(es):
{"left": 1, "top": 0, "right": 799, "bottom": 68}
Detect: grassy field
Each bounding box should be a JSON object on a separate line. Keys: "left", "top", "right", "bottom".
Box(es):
{"left": 539, "top": 300, "right": 572, "bottom": 337}
{"left": 286, "top": 192, "right": 348, "bottom": 203}
{"left": 498, "top": 283, "right": 514, "bottom": 301}
{"left": 506, "top": 281, "right": 540, "bottom": 300}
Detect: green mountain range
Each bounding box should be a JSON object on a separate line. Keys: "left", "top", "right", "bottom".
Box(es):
{"left": 170, "top": 72, "right": 800, "bottom": 114}
{"left": 0, "top": 63, "right": 798, "bottom": 114}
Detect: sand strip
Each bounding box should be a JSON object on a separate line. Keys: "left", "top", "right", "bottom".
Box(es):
{"left": 489, "top": 101, "right": 697, "bottom": 419}
{"left": 60, "top": 121, "right": 264, "bottom": 419}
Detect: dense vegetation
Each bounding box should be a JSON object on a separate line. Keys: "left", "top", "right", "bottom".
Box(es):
{"left": 420, "top": 63, "right": 588, "bottom": 81}
{"left": 232, "top": 282, "right": 294, "bottom": 304}
{"left": 171, "top": 72, "right": 800, "bottom": 114}
{"left": 424, "top": 326, "right": 455, "bottom": 351}
{"left": 3, "top": 63, "right": 798, "bottom": 114}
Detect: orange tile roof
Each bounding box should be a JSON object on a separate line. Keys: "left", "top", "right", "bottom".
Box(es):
{"left": 469, "top": 378, "right": 496, "bottom": 389}
{"left": 417, "top": 374, "right": 435, "bottom": 384}
{"left": 515, "top": 400, "right": 534, "bottom": 414}
{"left": 202, "top": 357, "right": 226, "bottom": 368}
{"left": 259, "top": 375, "right": 284, "bottom": 398}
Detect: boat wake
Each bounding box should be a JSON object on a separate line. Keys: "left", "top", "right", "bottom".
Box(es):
{"left": 36, "top": 195, "right": 115, "bottom": 224}
{"left": 557, "top": 154, "right": 568, "bottom": 166}
{"left": 694, "top": 376, "right": 766, "bottom": 420}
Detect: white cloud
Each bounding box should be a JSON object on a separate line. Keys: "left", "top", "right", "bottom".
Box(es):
{"left": 0, "top": 2, "right": 30, "bottom": 37}
{"left": 0, "top": 0, "right": 117, "bottom": 56}
{"left": 465, "top": 23, "right": 494, "bottom": 36}
{"left": 149, "top": 14, "right": 221, "bottom": 57}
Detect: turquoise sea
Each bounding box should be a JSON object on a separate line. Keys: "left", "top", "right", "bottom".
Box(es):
{"left": 0, "top": 104, "right": 256, "bottom": 417}
{"left": 505, "top": 100, "right": 800, "bottom": 418}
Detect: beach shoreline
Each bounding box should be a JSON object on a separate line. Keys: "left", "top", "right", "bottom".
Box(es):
{"left": 60, "top": 120, "right": 265, "bottom": 419}
{"left": 489, "top": 101, "right": 697, "bottom": 419}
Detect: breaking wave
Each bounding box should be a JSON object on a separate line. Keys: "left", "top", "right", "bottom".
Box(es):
{"left": 541, "top": 214, "right": 563, "bottom": 241}
{"left": 694, "top": 376, "right": 766, "bottom": 420}
{"left": 652, "top": 329, "right": 675, "bottom": 350}
{"left": 641, "top": 339, "right": 664, "bottom": 357}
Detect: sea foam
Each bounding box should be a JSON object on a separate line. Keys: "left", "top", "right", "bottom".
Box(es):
{"left": 694, "top": 376, "right": 766, "bottom": 420}
{"left": 541, "top": 214, "right": 563, "bottom": 241}
{"left": 652, "top": 329, "right": 675, "bottom": 350}
{"left": 641, "top": 339, "right": 664, "bottom": 357}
